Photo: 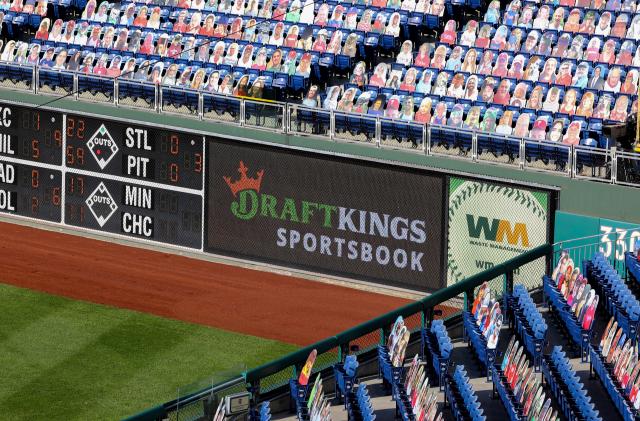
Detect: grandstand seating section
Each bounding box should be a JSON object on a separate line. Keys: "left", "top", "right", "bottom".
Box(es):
{"left": 271, "top": 251, "right": 640, "bottom": 421}
{"left": 0, "top": 0, "right": 638, "bottom": 158}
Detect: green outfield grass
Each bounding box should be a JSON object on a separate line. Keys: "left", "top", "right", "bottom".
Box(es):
{"left": 0, "top": 283, "right": 297, "bottom": 421}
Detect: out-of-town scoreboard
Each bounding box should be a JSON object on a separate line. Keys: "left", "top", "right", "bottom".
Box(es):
{"left": 0, "top": 100, "right": 556, "bottom": 291}
{"left": 0, "top": 102, "right": 203, "bottom": 248}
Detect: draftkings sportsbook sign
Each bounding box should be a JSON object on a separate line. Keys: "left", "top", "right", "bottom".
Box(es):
{"left": 446, "top": 177, "right": 551, "bottom": 286}
{"left": 206, "top": 140, "right": 446, "bottom": 291}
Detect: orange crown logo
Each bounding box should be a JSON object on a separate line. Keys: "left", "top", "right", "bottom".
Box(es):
{"left": 224, "top": 161, "right": 264, "bottom": 197}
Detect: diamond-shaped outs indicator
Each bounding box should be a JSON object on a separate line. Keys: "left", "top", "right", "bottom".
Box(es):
{"left": 87, "top": 124, "right": 119, "bottom": 170}
{"left": 86, "top": 182, "right": 118, "bottom": 228}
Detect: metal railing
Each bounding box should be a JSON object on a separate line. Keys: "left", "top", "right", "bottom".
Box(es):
{"left": 123, "top": 243, "right": 553, "bottom": 421}
{"left": 615, "top": 150, "right": 640, "bottom": 186}
{"left": 2, "top": 61, "right": 638, "bottom": 187}
{"left": 553, "top": 227, "right": 640, "bottom": 277}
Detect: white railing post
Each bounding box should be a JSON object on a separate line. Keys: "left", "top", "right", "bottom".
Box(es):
{"left": 114, "top": 79, "right": 119, "bottom": 107}
{"left": 281, "top": 104, "right": 287, "bottom": 133}
{"left": 611, "top": 146, "right": 618, "bottom": 184}
{"left": 375, "top": 117, "right": 381, "bottom": 147}
{"left": 426, "top": 125, "right": 431, "bottom": 156}
{"left": 519, "top": 138, "right": 525, "bottom": 169}
{"left": 570, "top": 146, "right": 577, "bottom": 177}
{"left": 287, "top": 104, "right": 294, "bottom": 133}
{"left": 240, "top": 100, "right": 246, "bottom": 126}
{"left": 422, "top": 125, "right": 427, "bottom": 154}
{"left": 471, "top": 131, "right": 478, "bottom": 161}
{"left": 33, "top": 65, "right": 38, "bottom": 94}
{"left": 330, "top": 110, "right": 335, "bottom": 140}
{"left": 73, "top": 73, "right": 79, "bottom": 100}
{"left": 198, "top": 93, "right": 204, "bottom": 120}
{"left": 155, "top": 84, "right": 161, "bottom": 113}
{"left": 289, "top": 104, "right": 296, "bottom": 134}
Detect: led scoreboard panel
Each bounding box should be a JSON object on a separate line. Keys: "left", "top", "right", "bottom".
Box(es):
{"left": 0, "top": 103, "right": 63, "bottom": 221}
{"left": 64, "top": 174, "right": 202, "bottom": 248}
{"left": 0, "top": 101, "right": 204, "bottom": 249}
{"left": 64, "top": 115, "right": 203, "bottom": 190}
{"left": 0, "top": 161, "right": 62, "bottom": 222}
{"left": 0, "top": 103, "right": 63, "bottom": 164}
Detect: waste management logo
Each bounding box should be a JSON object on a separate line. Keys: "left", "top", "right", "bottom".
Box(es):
{"left": 447, "top": 178, "right": 548, "bottom": 285}
{"left": 221, "top": 160, "right": 429, "bottom": 273}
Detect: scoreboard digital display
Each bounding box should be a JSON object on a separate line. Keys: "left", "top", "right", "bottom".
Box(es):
{"left": 0, "top": 160, "right": 62, "bottom": 222}
{"left": 64, "top": 116, "right": 203, "bottom": 189}
{"left": 0, "top": 104, "right": 63, "bottom": 165}
{"left": 64, "top": 173, "right": 202, "bottom": 248}
{"left": 0, "top": 100, "right": 205, "bottom": 250}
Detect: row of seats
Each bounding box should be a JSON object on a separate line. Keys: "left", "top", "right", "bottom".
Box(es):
{"left": 37, "top": 19, "right": 379, "bottom": 59}
{"left": 541, "top": 346, "right": 602, "bottom": 421}
{"left": 353, "top": 384, "right": 375, "bottom": 421}
{"left": 30, "top": 42, "right": 315, "bottom": 78}
{"left": 288, "top": 375, "right": 310, "bottom": 421}
{"left": 446, "top": 365, "right": 485, "bottom": 421}
{"left": 463, "top": 283, "right": 501, "bottom": 379}
{"left": 395, "top": 355, "right": 442, "bottom": 421}
{"left": 32, "top": 48, "right": 300, "bottom": 98}
{"left": 543, "top": 275, "right": 597, "bottom": 362}
{"left": 296, "top": 98, "right": 595, "bottom": 170}
{"left": 421, "top": 319, "right": 452, "bottom": 388}
{"left": 320, "top": 86, "right": 601, "bottom": 145}
{"left": 626, "top": 251, "right": 640, "bottom": 286}
{"left": 485, "top": 0, "right": 637, "bottom": 24}
{"left": 253, "top": 401, "right": 271, "bottom": 421}
{"left": 80, "top": 0, "right": 432, "bottom": 34}
{"left": 590, "top": 346, "right": 639, "bottom": 421}
{"left": 507, "top": 284, "right": 547, "bottom": 370}
{"left": 340, "top": 67, "right": 634, "bottom": 119}
{"left": 492, "top": 336, "right": 553, "bottom": 421}
{"left": 413, "top": 41, "right": 640, "bottom": 80}
{"left": 377, "top": 318, "right": 406, "bottom": 389}
{"left": 116, "top": 0, "right": 448, "bottom": 19}
{"left": 451, "top": 21, "right": 640, "bottom": 56}
{"left": 591, "top": 316, "right": 640, "bottom": 421}
{"left": 78, "top": 0, "right": 433, "bottom": 38}
{"left": 555, "top": 259, "right": 599, "bottom": 331}
{"left": 70, "top": 13, "right": 406, "bottom": 44}
{"left": 486, "top": 0, "right": 640, "bottom": 34}
{"left": 2, "top": 0, "right": 48, "bottom": 15}
{"left": 9, "top": 0, "right": 626, "bottom": 157}
{"left": 586, "top": 252, "right": 640, "bottom": 344}
{"left": 333, "top": 355, "right": 359, "bottom": 407}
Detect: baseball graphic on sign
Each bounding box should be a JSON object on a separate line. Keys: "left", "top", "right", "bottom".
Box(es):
{"left": 447, "top": 178, "right": 548, "bottom": 286}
